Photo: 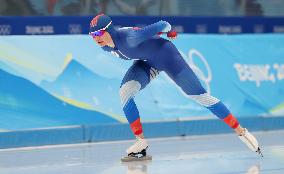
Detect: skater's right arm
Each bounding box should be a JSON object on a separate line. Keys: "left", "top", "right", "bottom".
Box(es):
{"left": 126, "top": 21, "right": 171, "bottom": 47}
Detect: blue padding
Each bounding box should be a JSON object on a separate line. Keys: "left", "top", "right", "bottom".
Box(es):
{"left": 84, "top": 124, "right": 133, "bottom": 142}
{"left": 0, "top": 116, "right": 283, "bottom": 149}
{"left": 143, "top": 122, "right": 180, "bottom": 138}
{"left": 181, "top": 119, "right": 232, "bottom": 135}
{"left": 0, "top": 126, "right": 84, "bottom": 149}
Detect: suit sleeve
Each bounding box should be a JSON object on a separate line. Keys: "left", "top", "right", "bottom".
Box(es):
{"left": 126, "top": 21, "right": 171, "bottom": 47}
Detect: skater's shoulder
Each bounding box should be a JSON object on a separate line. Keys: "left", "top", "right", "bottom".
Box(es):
{"left": 113, "top": 27, "right": 131, "bottom": 39}
{"left": 117, "top": 27, "right": 134, "bottom": 31}
{"left": 116, "top": 27, "right": 142, "bottom": 35}
{"left": 116, "top": 27, "right": 134, "bottom": 34}
{"left": 114, "top": 27, "right": 140, "bottom": 45}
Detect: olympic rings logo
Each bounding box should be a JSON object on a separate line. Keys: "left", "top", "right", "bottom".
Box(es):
{"left": 0, "top": 25, "right": 11, "bottom": 35}
{"left": 180, "top": 49, "right": 212, "bottom": 94}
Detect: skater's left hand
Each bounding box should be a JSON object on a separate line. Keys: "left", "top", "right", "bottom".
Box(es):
{"left": 167, "top": 30, "right": 177, "bottom": 40}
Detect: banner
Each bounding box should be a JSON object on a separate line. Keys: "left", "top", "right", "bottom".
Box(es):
{"left": 0, "top": 34, "right": 284, "bottom": 130}
{"left": 0, "top": 16, "right": 284, "bottom": 35}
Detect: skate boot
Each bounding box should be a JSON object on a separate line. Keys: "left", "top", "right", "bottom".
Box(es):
{"left": 238, "top": 128, "right": 263, "bottom": 157}
{"left": 121, "top": 137, "right": 152, "bottom": 162}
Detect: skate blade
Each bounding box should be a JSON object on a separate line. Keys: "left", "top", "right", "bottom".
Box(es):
{"left": 256, "top": 147, "right": 263, "bottom": 157}
{"left": 121, "top": 155, "right": 152, "bottom": 162}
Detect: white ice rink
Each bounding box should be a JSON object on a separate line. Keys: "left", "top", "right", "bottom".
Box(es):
{"left": 0, "top": 130, "right": 284, "bottom": 174}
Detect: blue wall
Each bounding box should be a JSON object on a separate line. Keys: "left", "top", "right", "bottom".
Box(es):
{"left": 0, "top": 34, "right": 284, "bottom": 131}
{"left": 0, "top": 33, "right": 284, "bottom": 148}
{"left": 0, "top": 16, "right": 284, "bottom": 35}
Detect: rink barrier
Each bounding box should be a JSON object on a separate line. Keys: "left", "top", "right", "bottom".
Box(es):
{"left": 0, "top": 116, "right": 284, "bottom": 149}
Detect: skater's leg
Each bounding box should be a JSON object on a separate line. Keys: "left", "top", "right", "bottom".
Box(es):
{"left": 120, "top": 61, "right": 157, "bottom": 137}
{"left": 156, "top": 42, "right": 241, "bottom": 130}
{"left": 166, "top": 65, "right": 241, "bottom": 130}
{"left": 120, "top": 61, "right": 158, "bottom": 160}
{"left": 163, "top": 52, "right": 262, "bottom": 155}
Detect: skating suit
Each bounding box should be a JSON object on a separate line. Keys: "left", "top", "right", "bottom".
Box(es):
{"left": 101, "top": 21, "right": 239, "bottom": 135}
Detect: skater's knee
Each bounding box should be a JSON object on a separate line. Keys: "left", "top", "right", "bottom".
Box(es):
{"left": 189, "top": 93, "right": 220, "bottom": 107}
{"left": 120, "top": 80, "right": 141, "bottom": 106}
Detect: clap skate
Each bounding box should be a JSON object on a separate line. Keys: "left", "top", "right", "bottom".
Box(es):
{"left": 121, "top": 137, "right": 152, "bottom": 162}
{"left": 238, "top": 128, "right": 263, "bottom": 157}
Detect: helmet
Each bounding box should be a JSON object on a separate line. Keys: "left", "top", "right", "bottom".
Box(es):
{"left": 89, "top": 14, "right": 113, "bottom": 33}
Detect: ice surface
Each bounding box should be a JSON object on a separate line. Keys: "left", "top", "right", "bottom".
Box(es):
{"left": 0, "top": 130, "right": 284, "bottom": 174}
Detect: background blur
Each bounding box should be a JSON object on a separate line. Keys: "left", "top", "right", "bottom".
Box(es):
{"left": 0, "top": 0, "right": 284, "bottom": 148}
{"left": 1, "top": 0, "right": 284, "bottom": 16}
{"left": 1, "top": 0, "right": 284, "bottom": 35}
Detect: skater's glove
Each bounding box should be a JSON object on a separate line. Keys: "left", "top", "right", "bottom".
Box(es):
{"left": 157, "top": 32, "right": 163, "bottom": 35}
{"left": 167, "top": 30, "right": 177, "bottom": 39}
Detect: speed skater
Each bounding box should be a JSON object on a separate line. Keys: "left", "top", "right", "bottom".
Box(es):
{"left": 89, "top": 14, "right": 263, "bottom": 162}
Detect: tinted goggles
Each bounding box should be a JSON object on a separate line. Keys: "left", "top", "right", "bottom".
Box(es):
{"left": 89, "top": 21, "right": 112, "bottom": 37}
{"left": 89, "top": 30, "right": 106, "bottom": 37}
